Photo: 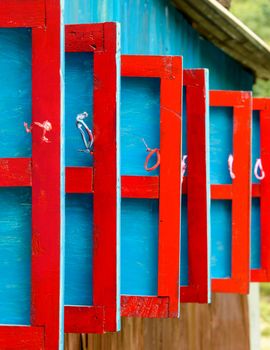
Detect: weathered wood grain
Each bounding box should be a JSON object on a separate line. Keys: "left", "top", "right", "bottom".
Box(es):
{"left": 65, "top": 294, "right": 250, "bottom": 350}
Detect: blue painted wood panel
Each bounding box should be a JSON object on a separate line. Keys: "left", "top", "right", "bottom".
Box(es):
{"left": 180, "top": 89, "right": 188, "bottom": 286}
{"left": 0, "top": 29, "right": 32, "bottom": 158}
{"left": 0, "top": 187, "right": 32, "bottom": 325}
{"left": 120, "top": 77, "right": 160, "bottom": 296}
{"left": 251, "top": 111, "right": 261, "bottom": 269}
{"left": 65, "top": 53, "right": 94, "bottom": 306}
{"left": 0, "top": 28, "right": 32, "bottom": 325}
{"left": 209, "top": 107, "right": 233, "bottom": 278}
{"left": 211, "top": 200, "right": 232, "bottom": 278}
{"left": 180, "top": 195, "right": 188, "bottom": 286}
{"left": 121, "top": 199, "right": 159, "bottom": 295}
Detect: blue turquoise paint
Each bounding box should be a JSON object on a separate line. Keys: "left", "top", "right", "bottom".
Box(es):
{"left": 0, "top": 188, "right": 32, "bottom": 325}
{"left": 209, "top": 107, "right": 234, "bottom": 278}
{"left": 252, "top": 111, "right": 260, "bottom": 184}
{"left": 251, "top": 198, "right": 261, "bottom": 269}
{"left": 180, "top": 195, "right": 188, "bottom": 286}
{"left": 121, "top": 199, "right": 159, "bottom": 295}
{"left": 0, "top": 28, "right": 32, "bottom": 325}
{"left": 0, "top": 29, "right": 32, "bottom": 158}
{"left": 65, "top": 194, "right": 93, "bottom": 305}
{"left": 65, "top": 0, "right": 253, "bottom": 91}
{"left": 65, "top": 53, "right": 93, "bottom": 167}
{"left": 121, "top": 78, "right": 160, "bottom": 176}
{"left": 251, "top": 111, "right": 261, "bottom": 269}
{"left": 180, "top": 90, "right": 188, "bottom": 286}
{"left": 210, "top": 107, "right": 233, "bottom": 185}
{"left": 211, "top": 200, "right": 232, "bottom": 278}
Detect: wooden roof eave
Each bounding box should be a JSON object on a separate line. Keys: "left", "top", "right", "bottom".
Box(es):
{"left": 172, "top": 0, "right": 270, "bottom": 80}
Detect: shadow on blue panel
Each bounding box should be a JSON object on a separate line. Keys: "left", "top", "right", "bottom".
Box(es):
{"left": 121, "top": 199, "right": 159, "bottom": 296}
{"left": 180, "top": 195, "right": 188, "bottom": 286}
{"left": 65, "top": 194, "right": 93, "bottom": 306}
{"left": 210, "top": 107, "right": 233, "bottom": 184}
{"left": 251, "top": 111, "right": 261, "bottom": 269}
{"left": 182, "top": 87, "right": 187, "bottom": 156}
{"left": 211, "top": 200, "right": 232, "bottom": 278}
{"left": 252, "top": 110, "right": 260, "bottom": 184}
{"left": 0, "top": 188, "right": 31, "bottom": 325}
{"left": 180, "top": 90, "right": 188, "bottom": 286}
{"left": 251, "top": 198, "right": 261, "bottom": 269}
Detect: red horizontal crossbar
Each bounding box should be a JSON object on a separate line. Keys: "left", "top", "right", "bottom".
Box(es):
{"left": 0, "top": 160, "right": 160, "bottom": 199}
{"left": 121, "top": 296, "right": 169, "bottom": 318}
{"left": 65, "top": 306, "right": 104, "bottom": 334}
{"left": 0, "top": 158, "right": 32, "bottom": 186}
{"left": 1, "top": 160, "right": 255, "bottom": 201}
{"left": 210, "top": 90, "right": 251, "bottom": 107}
{"left": 65, "top": 24, "right": 104, "bottom": 52}
{"left": 252, "top": 184, "right": 261, "bottom": 198}
{"left": 0, "top": 326, "right": 43, "bottom": 349}
{"left": 122, "top": 55, "right": 182, "bottom": 80}
{"left": 211, "top": 184, "right": 232, "bottom": 199}
{"left": 66, "top": 167, "right": 159, "bottom": 198}
{"left": 253, "top": 98, "right": 270, "bottom": 111}
{"left": 0, "top": 0, "right": 45, "bottom": 28}
{"left": 65, "top": 167, "right": 93, "bottom": 193}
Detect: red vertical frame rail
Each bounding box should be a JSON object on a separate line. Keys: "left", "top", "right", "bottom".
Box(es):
{"left": 120, "top": 55, "right": 182, "bottom": 318}
{"left": 251, "top": 98, "right": 270, "bottom": 282}
{"left": 0, "top": 1, "right": 64, "bottom": 349}
{"left": 210, "top": 91, "right": 252, "bottom": 294}
{"left": 181, "top": 69, "right": 210, "bottom": 303}
{"left": 65, "top": 23, "right": 120, "bottom": 333}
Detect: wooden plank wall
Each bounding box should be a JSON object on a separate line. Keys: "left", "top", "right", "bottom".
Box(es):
{"left": 64, "top": 293, "right": 250, "bottom": 350}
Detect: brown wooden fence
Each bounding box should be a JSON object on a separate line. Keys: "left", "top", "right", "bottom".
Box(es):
{"left": 65, "top": 293, "right": 250, "bottom": 350}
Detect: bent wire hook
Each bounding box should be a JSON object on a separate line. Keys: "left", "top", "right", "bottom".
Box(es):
{"left": 76, "top": 112, "right": 94, "bottom": 154}
{"left": 24, "top": 120, "right": 52, "bottom": 143}
{"left": 142, "top": 138, "right": 160, "bottom": 172}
